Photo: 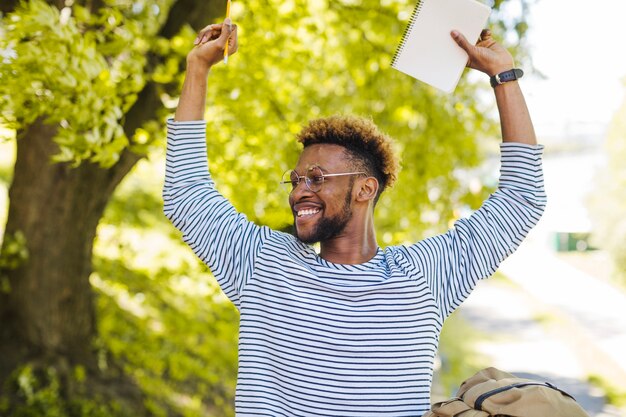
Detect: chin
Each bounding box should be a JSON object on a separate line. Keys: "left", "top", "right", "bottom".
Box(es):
{"left": 294, "top": 228, "right": 317, "bottom": 244}
{"left": 293, "top": 211, "right": 348, "bottom": 244}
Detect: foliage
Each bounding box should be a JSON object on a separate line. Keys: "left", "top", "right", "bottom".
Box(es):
{"left": 0, "top": 364, "right": 121, "bottom": 417}
{"left": 588, "top": 89, "right": 626, "bottom": 284}
{"left": 0, "top": 0, "right": 167, "bottom": 166}
{"left": 197, "top": 0, "right": 518, "bottom": 241}
{"left": 93, "top": 157, "right": 240, "bottom": 416}
{"left": 0, "top": 230, "right": 29, "bottom": 294}
{"left": 0, "top": 230, "right": 28, "bottom": 270}
{"left": 0, "top": 0, "right": 533, "bottom": 238}
{"left": 588, "top": 374, "right": 626, "bottom": 408}
{"left": 435, "top": 310, "right": 488, "bottom": 398}
{"left": 0, "top": 0, "right": 533, "bottom": 415}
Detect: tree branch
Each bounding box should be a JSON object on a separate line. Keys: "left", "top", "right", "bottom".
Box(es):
{"left": 0, "top": 0, "right": 19, "bottom": 14}
{"left": 110, "top": 0, "right": 224, "bottom": 181}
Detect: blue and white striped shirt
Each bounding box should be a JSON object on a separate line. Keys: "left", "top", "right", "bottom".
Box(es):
{"left": 163, "top": 119, "right": 547, "bottom": 416}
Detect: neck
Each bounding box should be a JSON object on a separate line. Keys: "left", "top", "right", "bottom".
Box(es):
{"left": 319, "top": 218, "right": 378, "bottom": 265}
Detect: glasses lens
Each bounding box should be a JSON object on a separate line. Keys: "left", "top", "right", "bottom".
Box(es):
{"left": 306, "top": 166, "right": 324, "bottom": 192}
{"left": 281, "top": 170, "right": 298, "bottom": 193}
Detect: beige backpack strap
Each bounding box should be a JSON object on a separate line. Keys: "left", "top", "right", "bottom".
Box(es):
{"left": 456, "top": 367, "right": 516, "bottom": 398}
{"left": 424, "top": 398, "right": 489, "bottom": 417}
{"left": 456, "top": 367, "right": 590, "bottom": 417}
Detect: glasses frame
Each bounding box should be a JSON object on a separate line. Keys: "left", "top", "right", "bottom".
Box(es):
{"left": 280, "top": 165, "right": 366, "bottom": 193}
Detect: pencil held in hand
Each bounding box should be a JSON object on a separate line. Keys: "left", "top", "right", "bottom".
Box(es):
{"left": 224, "top": 0, "right": 231, "bottom": 64}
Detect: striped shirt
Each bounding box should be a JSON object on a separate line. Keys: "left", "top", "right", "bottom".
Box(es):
{"left": 163, "top": 119, "right": 547, "bottom": 416}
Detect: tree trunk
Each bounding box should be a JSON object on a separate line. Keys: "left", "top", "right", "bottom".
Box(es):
{"left": 5, "top": 119, "right": 143, "bottom": 357}
{"left": 0, "top": 0, "right": 226, "bottom": 412}
{"left": 0, "top": 119, "right": 144, "bottom": 410}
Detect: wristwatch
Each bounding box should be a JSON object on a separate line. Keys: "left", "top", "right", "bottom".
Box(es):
{"left": 490, "top": 69, "right": 524, "bottom": 88}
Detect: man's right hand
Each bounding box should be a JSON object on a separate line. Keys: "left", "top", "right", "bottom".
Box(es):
{"left": 187, "top": 19, "right": 238, "bottom": 70}
{"left": 175, "top": 19, "right": 237, "bottom": 121}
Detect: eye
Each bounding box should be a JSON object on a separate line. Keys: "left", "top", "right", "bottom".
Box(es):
{"left": 289, "top": 172, "right": 300, "bottom": 188}
{"left": 307, "top": 166, "right": 325, "bottom": 185}
{"left": 311, "top": 175, "right": 324, "bottom": 184}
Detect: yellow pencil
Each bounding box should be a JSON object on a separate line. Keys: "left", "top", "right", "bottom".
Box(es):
{"left": 224, "top": 0, "right": 231, "bottom": 64}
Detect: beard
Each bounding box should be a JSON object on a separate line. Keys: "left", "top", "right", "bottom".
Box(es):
{"left": 295, "top": 187, "right": 353, "bottom": 244}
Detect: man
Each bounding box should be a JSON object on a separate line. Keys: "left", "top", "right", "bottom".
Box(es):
{"left": 163, "top": 18, "right": 546, "bottom": 416}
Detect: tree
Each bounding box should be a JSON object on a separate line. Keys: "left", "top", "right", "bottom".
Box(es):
{"left": 0, "top": 0, "right": 532, "bottom": 414}
{"left": 0, "top": 0, "right": 228, "bottom": 414}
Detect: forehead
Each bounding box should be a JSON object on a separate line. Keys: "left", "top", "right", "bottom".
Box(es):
{"left": 296, "top": 143, "right": 350, "bottom": 171}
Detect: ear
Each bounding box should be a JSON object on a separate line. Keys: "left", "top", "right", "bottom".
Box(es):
{"left": 355, "top": 176, "right": 379, "bottom": 203}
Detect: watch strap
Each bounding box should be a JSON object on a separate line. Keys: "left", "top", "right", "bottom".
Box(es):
{"left": 490, "top": 68, "right": 524, "bottom": 87}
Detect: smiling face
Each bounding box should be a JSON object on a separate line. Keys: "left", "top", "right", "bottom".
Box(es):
{"left": 289, "top": 144, "right": 359, "bottom": 244}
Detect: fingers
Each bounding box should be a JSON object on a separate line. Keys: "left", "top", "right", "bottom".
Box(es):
{"left": 228, "top": 24, "right": 239, "bottom": 54}
{"left": 451, "top": 28, "right": 514, "bottom": 75}
{"left": 451, "top": 30, "right": 474, "bottom": 55}
{"left": 217, "top": 19, "right": 239, "bottom": 57}
{"left": 193, "top": 19, "right": 235, "bottom": 48}
{"left": 194, "top": 24, "right": 221, "bottom": 45}
{"left": 477, "top": 29, "right": 491, "bottom": 44}
{"left": 189, "top": 20, "right": 238, "bottom": 65}
{"left": 216, "top": 18, "right": 233, "bottom": 46}
{"left": 477, "top": 29, "right": 497, "bottom": 49}
{"left": 451, "top": 29, "right": 494, "bottom": 68}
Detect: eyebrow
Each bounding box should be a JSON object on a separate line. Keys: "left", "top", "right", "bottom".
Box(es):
{"left": 292, "top": 164, "right": 328, "bottom": 174}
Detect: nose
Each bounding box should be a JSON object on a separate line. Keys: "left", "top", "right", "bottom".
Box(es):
{"left": 289, "top": 177, "right": 314, "bottom": 202}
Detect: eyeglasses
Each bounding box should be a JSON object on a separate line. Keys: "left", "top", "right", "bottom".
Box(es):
{"left": 280, "top": 165, "right": 365, "bottom": 193}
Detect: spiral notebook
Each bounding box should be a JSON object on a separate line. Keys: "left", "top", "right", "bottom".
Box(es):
{"left": 391, "top": 0, "right": 491, "bottom": 93}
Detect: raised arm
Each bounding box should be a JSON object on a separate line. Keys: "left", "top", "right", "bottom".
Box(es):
{"left": 400, "top": 31, "right": 546, "bottom": 320}
{"left": 164, "top": 21, "right": 272, "bottom": 308}
{"left": 175, "top": 19, "right": 238, "bottom": 121}
{"left": 451, "top": 29, "right": 536, "bottom": 145}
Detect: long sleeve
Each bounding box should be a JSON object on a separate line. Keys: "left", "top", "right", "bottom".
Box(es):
{"left": 402, "top": 142, "right": 547, "bottom": 319}
{"left": 162, "top": 119, "right": 272, "bottom": 307}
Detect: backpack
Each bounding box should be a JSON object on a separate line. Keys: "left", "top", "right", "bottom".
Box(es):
{"left": 423, "top": 367, "right": 590, "bottom": 417}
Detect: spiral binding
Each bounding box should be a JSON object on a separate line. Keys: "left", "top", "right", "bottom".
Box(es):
{"left": 391, "top": 0, "right": 425, "bottom": 67}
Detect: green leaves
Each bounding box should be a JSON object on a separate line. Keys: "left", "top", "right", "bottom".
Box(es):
{"left": 195, "top": 0, "right": 514, "bottom": 238}
{"left": 0, "top": 230, "right": 28, "bottom": 271}
{"left": 0, "top": 0, "right": 532, "bottom": 415}
{"left": 0, "top": 0, "right": 151, "bottom": 167}
{"left": 94, "top": 157, "right": 239, "bottom": 416}
{"left": 0, "top": 364, "right": 121, "bottom": 417}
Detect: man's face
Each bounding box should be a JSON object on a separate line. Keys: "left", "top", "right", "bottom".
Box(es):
{"left": 288, "top": 144, "right": 357, "bottom": 244}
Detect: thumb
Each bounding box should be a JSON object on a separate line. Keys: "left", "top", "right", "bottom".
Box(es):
{"left": 451, "top": 30, "right": 474, "bottom": 54}
{"left": 217, "top": 18, "right": 233, "bottom": 46}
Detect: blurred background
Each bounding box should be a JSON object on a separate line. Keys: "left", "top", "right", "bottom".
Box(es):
{"left": 0, "top": 0, "right": 625, "bottom": 416}
{"left": 437, "top": 2, "right": 626, "bottom": 416}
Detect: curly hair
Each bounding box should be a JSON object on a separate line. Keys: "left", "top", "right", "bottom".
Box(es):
{"left": 296, "top": 115, "right": 400, "bottom": 203}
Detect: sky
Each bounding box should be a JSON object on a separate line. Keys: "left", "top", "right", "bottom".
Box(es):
{"left": 522, "top": 0, "right": 626, "bottom": 141}
{"left": 518, "top": 0, "right": 626, "bottom": 233}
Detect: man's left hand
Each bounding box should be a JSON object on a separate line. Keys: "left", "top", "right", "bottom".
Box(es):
{"left": 451, "top": 29, "right": 514, "bottom": 76}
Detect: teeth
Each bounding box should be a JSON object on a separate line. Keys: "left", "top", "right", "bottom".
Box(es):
{"left": 297, "top": 208, "right": 320, "bottom": 217}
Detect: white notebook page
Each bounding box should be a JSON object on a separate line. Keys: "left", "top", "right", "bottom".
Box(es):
{"left": 392, "top": 0, "right": 491, "bottom": 93}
